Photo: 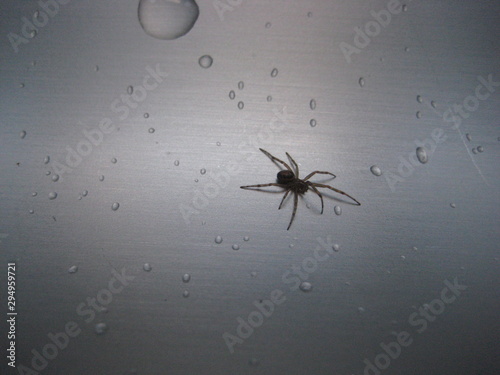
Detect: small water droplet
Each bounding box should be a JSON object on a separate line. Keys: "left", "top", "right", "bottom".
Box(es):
{"left": 243, "top": 236, "right": 249, "bottom": 242}
{"left": 30, "top": 30, "right": 37, "bottom": 38}
{"left": 334, "top": 206, "right": 342, "bottom": 216}
{"left": 250, "top": 271, "right": 257, "bottom": 278}
{"left": 232, "top": 244, "right": 240, "bottom": 251}
{"left": 216, "top": 141, "right": 221, "bottom": 146}
{"left": 94, "top": 65, "right": 99, "bottom": 72}
{"left": 237, "top": 101, "right": 244, "bottom": 110}
{"left": 111, "top": 202, "right": 120, "bottom": 211}
{"left": 127, "top": 85, "right": 133, "bottom": 95}
{"left": 370, "top": 165, "right": 382, "bottom": 176}
{"left": 143, "top": 263, "right": 152, "bottom": 272}
{"left": 412, "top": 246, "right": 418, "bottom": 251}
{"left": 416, "top": 111, "right": 422, "bottom": 119}
{"left": 358, "top": 77, "right": 365, "bottom": 87}
{"left": 238, "top": 81, "right": 244, "bottom": 90}
{"left": 416, "top": 147, "right": 428, "bottom": 164}
{"left": 148, "top": 127, "right": 155, "bottom": 133}
{"left": 19, "top": 83, "right": 25, "bottom": 88}
{"left": 51, "top": 174, "right": 59, "bottom": 182}
{"left": 44, "top": 156, "right": 50, "bottom": 164}
{"left": 45, "top": 171, "right": 51, "bottom": 176}
{"left": 289, "top": 243, "right": 294, "bottom": 249}
{"left": 477, "top": 146, "right": 484, "bottom": 153}
{"left": 215, "top": 235, "right": 223, "bottom": 244}
{"left": 450, "top": 203, "right": 456, "bottom": 208}
{"left": 68, "top": 265, "right": 78, "bottom": 274}
{"left": 182, "top": 290, "right": 190, "bottom": 298}
{"left": 82, "top": 190, "right": 88, "bottom": 197}
{"left": 404, "top": 46, "right": 410, "bottom": 52}
{"left": 32, "top": 192, "right": 37, "bottom": 197}
{"left": 309, "top": 119, "right": 317, "bottom": 127}
{"left": 358, "top": 307, "right": 365, "bottom": 313}
{"left": 266, "top": 95, "right": 272, "bottom": 102}
{"left": 111, "top": 158, "right": 117, "bottom": 164}
{"left": 138, "top": 0, "right": 200, "bottom": 40}
{"left": 198, "top": 55, "right": 213, "bottom": 69}
{"left": 144, "top": 112, "right": 150, "bottom": 118}
{"left": 94, "top": 322, "right": 107, "bottom": 335}
{"left": 307, "top": 11, "right": 313, "bottom": 18}
{"left": 299, "top": 282, "right": 313, "bottom": 292}
{"left": 431, "top": 100, "right": 437, "bottom": 109}
{"left": 416, "top": 95, "right": 423, "bottom": 103}
{"left": 472, "top": 148, "right": 477, "bottom": 154}
{"left": 309, "top": 99, "right": 316, "bottom": 110}
{"left": 249, "top": 357, "right": 260, "bottom": 367}
{"left": 29, "top": 209, "right": 35, "bottom": 214}
{"left": 182, "top": 273, "right": 191, "bottom": 283}
{"left": 332, "top": 244, "right": 340, "bottom": 252}
{"left": 174, "top": 160, "right": 180, "bottom": 166}
{"left": 48, "top": 192, "right": 57, "bottom": 200}
{"left": 200, "top": 168, "right": 206, "bottom": 175}
{"left": 265, "top": 22, "right": 271, "bottom": 29}
{"left": 401, "top": 255, "right": 406, "bottom": 260}
{"left": 402, "top": 4, "right": 408, "bottom": 11}
{"left": 99, "top": 175, "right": 105, "bottom": 182}
{"left": 465, "top": 133, "right": 471, "bottom": 142}
{"left": 20, "top": 130, "right": 27, "bottom": 139}
{"left": 229, "top": 90, "right": 235, "bottom": 100}
{"left": 270, "top": 68, "right": 278, "bottom": 78}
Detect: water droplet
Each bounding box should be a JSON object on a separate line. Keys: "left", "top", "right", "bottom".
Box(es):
{"left": 200, "top": 168, "right": 206, "bottom": 175}
{"left": 232, "top": 244, "right": 240, "bottom": 251}
{"left": 237, "top": 101, "right": 244, "bottom": 110}
{"left": 249, "top": 358, "right": 260, "bottom": 367}
{"left": 416, "top": 147, "right": 428, "bottom": 164}
{"left": 198, "top": 55, "right": 213, "bottom": 69}
{"left": 270, "top": 68, "right": 278, "bottom": 78}
{"left": 402, "top": 4, "right": 408, "bottom": 11}
{"left": 111, "top": 202, "right": 120, "bottom": 211}
{"left": 143, "top": 263, "right": 152, "bottom": 272}
{"left": 477, "top": 146, "right": 484, "bottom": 153}
{"left": 358, "top": 307, "right": 365, "bottom": 313}
{"left": 238, "top": 81, "right": 244, "bottom": 90}
{"left": 182, "top": 290, "right": 190, "bottom": 298}
{"left": 401, "top": 255, "right": 406, "bottom": 260}
{"left": 194, "top": 178, "right": 199, "bottom": 183}
{"left": 370, "top": 165, "right": 382, "bottom": 176}
{"left": 309, "top": 99, "right": 316, "bottom": 110}
{"left": 416, "top": 111, "right": 422, "bottom": 119}
{"left": 307, "top": 11, "right": 313, "bottom": 18}
{"left": 174, "top": 160, "right": 180, "bottom": 166}
{"left": 138, "top": 0, "right": 200, "bottom": 40}
{"left": 216, "top": 141, "right": 221, "bottom": 146}
{"left": 19, "top": 83, "right": 25, "bottom": 88}
{"left": 309, "top": 119, "right": 317, "bottom": 127}
{"left": 48, "top": 192, "right": 57, "bottom": 200}
{"left": 127, "top": 85, "right": 133, "bottom": 95}
{"left": 144, "top": 112, "right": 150, "bottom": 118}
{"left": 334, "top": 206, "right": 342, "bottom": 216}
{"left": 465, "top": 133, "right": 471, "bottom": 142}
{"left": 265, "top": 22, "right": 271, "bottom": 28}
{"left": 44, "top": 156, "right": 50, "bottom": 164}
{"left": 94, "top": 322, "right": 107, "bottom": 335}
{"left": 450, "top": 203, "right": 456, "bottom": 208}
{"left": 45, "top": 171, "right": 51, "bottom": 176}
{"left": 299, "top": 282, "right": 313, "bottom": 292}
{"left": 472, "top": 148, "right": 478, "bottom": 154}
{"left": 416, "top": 95, "right": 423, "bottom": 103}
{"left": 250, "top": 271, "right": 257, "bottom": 278}
{"left": 68, "top": 265, "right": 78, "bottom": 274}
{"left": 182, "top": 273, "right": 191, "bottom": 283}
{"left": 289, "top": 243, "right": 294, "bottom": 249}
{"left": 29, "top": 209, "right": 35, "bottom": 214}
{"left": 431, "top": 100, "right": 437, "bottom": 109}
{"left": 229, "top": 90, "right": 235, "bottom": 100}
{"left": 51, "top": 174, "right": 59, "bottom": 182}
{"left": 111, "top": 158, "right": 117, "bottom": 164}
{"left": 215, "top": 235, "right": 223, "bottom": 244}
{"left": 358, "top": 77, "right": 365, "bottom": 87}
{"left": 99, "top": 175, "right": 105, "bottom": 182}
{"left": 20, "top": 130, "right": 27, "bottom": 139}
{"left": 32, "top": 192, "right": 37, "bottom": 197}
{"left": 148, "top": 128, "right": 155, "bottom": 133}
{"left": 94, "top": 65, "right": 99, "bottom": 72}
{"left": 30, "top": 30, "right": 37, "bottom": 38}
{"left": 332, "top": 244, "right": 340, "bottom": 252}
{"left": 412, "top": 246, "right": 418, "bottom": 251}
{"left": 82, "top": 190, "right": 88, "bottom": 197}
{"left": 243, "top": 236, "right": 249, "bottom": 242}
{"left": 266, "top": 95, "right": 272, "bottom": 102}
{"left": 404, "top": 46, "right": 410, "bottom": 52}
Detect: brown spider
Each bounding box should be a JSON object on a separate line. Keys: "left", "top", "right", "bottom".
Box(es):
{"left": 240, "top": 148, "right": 361, "bottom": 230}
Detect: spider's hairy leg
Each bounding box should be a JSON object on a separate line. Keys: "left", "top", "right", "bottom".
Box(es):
{"left": 286, "top": 152, "right": 299, "bottom": 177}
{"left": 240, "top": 183, "right": 282, "bottom": 189}
{"left": 278, "top": 190, "right": 291, "bottom": 209}
{"left": 311, "top": 183, "right": 361, "bottom": 206}
{"left": 309, "top": 184, "right": 324, "bottom": 214}
{"left": 303, "top": 171, "right": 336, "bottom": 181}
{"left": 287, "top": 192, "right": 299, "bottom": 230}
{"left": 259, "top": 148, "right": 293, "bottom": 172}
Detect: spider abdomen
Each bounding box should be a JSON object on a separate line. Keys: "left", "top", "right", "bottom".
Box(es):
{"left": 291, "top": 181, "right": 309, "bottom": 194}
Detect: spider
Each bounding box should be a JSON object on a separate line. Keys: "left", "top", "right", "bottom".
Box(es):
{"left": 240, "top": 148, "right": 361, "bottom": 230}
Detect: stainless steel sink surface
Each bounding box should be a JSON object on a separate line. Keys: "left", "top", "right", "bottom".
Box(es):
{"left": 0, "top": 1, "right": 499, "bottom": 374}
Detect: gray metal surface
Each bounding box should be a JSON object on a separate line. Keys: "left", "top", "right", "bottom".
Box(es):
{"left": 1, "top": 1, "right": 499, "bottom": 374}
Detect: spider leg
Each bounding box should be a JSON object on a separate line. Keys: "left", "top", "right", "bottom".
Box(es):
{"left": 278, "top": 189, "right": 291, "bottom": 209}
{"left": 240, "top": 183, "right": 282, "bottom": 189}
{"left": 309, "top": 184, "right": 324, "bottom": 214}
{"left": 310, "top": 183, "right": 361, "bottom": 206}
{"left": 287, "top": 192, "right": 299, "bottom": 230}
{"left": 303, "top": 171, "right": 336, "bottom": 181}
{"left": 259, "top": 148, "right": 293, "bottom": 172}
{"left": 286, "top": 152, "right": 299, "bottom": 177}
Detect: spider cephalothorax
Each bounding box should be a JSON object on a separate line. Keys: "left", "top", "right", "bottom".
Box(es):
{"left": 241, "top": 148, "right": 360, "bottom": 230}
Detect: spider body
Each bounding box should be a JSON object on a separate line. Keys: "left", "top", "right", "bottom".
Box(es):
{"left": 240, "top": 148, "right": 360, "bottom": 230}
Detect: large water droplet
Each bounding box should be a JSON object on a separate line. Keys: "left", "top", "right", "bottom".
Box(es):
{"left": 138, "top": 0, "right": 199, "bottom": 40}
{"left": 182, "top": 290, "right": 190, "bottom": 298}
{"left": 358, "top": 77, "right": 365, "bottom": 87}
{"left": 48, "top": 192, "right": 57, "bottom": 200}
{"left": 44, "top": 156, "right": 50, "bottom": 164}
{"left": 416, "top": 147, "right": 428, "bottom": 164}
{"left": 232, "top": 244, "right": 240, "bottom": 251}
{"left": 143, "top": 263, "right": 152, "bottom": 272}
{"left": 198, "top": 55, "right": 213, "bottom": 69}
{"left": 68, "top": 265, "right": 78, "bottom": 274}
{"left": 215, "top": 235, "right": 223, "bottom": 244}
{"left": 309, "top": 119, "right": 317, "bottom": 127}
{"left": 229, "top": 90, "right": 235, "bottom": 100}
{"left": 200, "top": 168, "right": 206, "bottom": 175}
{"left": 237, "top": 101, "right": 244, "bottom": 110}
{"left": 270, "top": 68, "right": 278, "bottom": 78}
{"left": 20, "top": 130, "right": 27, "bottom": 139}
{"left": 477, "top": 146, "right": 484, "bottom": 153}
{"left": 111, "top": 202, "right": 120, "bottom": 211}
{"left": 370, "top": 165, "right": 382, "bottom": 176}
{"left": 182, "top": 273, "right": 191, "bottom": 283}
{"left": 299, "top": 282, "right": 313, "bottom": 292}
{"left": 127, "top": 85, "right": 134, "bottom": 95}
{"left": 309, "top": 99, "right": 316, "bottom": 110}
{"left": 334, "top": 206, "right": 342, "bottom": 216}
